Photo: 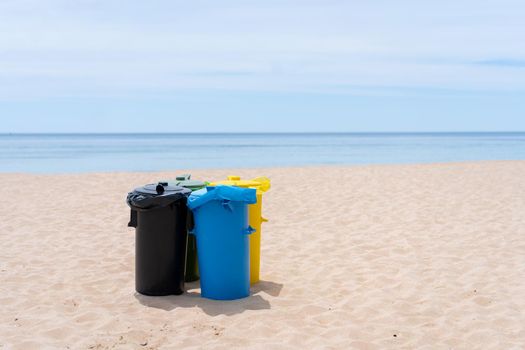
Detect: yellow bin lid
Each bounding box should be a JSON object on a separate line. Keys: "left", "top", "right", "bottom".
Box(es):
{"left": 209, "top": 176, "right": 271, "bottom": 192}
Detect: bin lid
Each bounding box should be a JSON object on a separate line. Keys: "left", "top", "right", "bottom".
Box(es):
{"left": 208, "top": 176, "right": 271, "bottom": 192}
{"left": 187, "top": 185, "right": 257, "bottom": 210}
{"left": 160, "top": 174, "right": 208, "bottom": 191}
{"left": 127, "top": 182, "right": 191, "bottom": 210}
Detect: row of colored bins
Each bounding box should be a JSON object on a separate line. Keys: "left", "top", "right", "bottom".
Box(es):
{"left": 126, "top": 175, "right": 270, "bottom": 300}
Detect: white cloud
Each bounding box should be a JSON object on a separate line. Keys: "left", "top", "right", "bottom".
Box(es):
{"left": 0, "top": 0, "right": 524, "bottom": 99}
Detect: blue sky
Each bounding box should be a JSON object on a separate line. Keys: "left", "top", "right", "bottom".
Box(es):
{"left": 0, "top": 0, "right": 524, "bottom": 132}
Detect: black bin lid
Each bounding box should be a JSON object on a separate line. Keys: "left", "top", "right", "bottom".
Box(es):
{"left": 127, "top": 182, "right": 192, "bottom": 210}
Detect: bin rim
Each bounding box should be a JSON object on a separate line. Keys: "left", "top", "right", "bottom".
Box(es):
{"left": 208, "top": 176, "right": 271, "bottom": 192}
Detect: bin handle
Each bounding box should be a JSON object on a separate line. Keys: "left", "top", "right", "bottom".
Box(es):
{"left": 244, "top": 226, "right": 256, "bottom": 235}
{"left": 261, "top": 216, "right": 268, "bottom": 223}
{"left": 128, "top": 210, "right": 138, "bottom": 228}
{"left": 221, "top": 199, "right": 233, "bottom": 212}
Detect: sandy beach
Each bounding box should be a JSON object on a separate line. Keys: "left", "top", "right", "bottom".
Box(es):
{"left": 1, "top": 161, "right": 525, "bottom": 349}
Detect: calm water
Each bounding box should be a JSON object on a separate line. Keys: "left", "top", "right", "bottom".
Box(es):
{"left": 1, "top": 133, "right": 525, "bottom": 173}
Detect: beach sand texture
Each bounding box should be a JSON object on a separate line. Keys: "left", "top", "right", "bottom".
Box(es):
{"left": 1, "top": 161, "right": 525, "bottom": 349}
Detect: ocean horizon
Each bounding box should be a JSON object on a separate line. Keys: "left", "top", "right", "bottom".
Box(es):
{"left": 1, "top": 132, "right": 525, "bottom": 173}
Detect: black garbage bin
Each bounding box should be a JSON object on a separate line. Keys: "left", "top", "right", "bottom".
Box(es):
{"left": 127, "top": 182, "right": 191, "bottom": 296}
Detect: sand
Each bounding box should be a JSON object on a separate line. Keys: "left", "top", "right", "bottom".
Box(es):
{"left": 1, "top": 161, "right": 525, "bottom": 349}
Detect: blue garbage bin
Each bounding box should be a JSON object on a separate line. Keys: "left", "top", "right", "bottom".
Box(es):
{"left": 187, "top": 186, "right": 257, "bottom": 300}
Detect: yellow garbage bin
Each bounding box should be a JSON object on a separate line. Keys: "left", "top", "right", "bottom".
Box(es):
{"left": 208, "top": 176, "right": 270, "bottom": 284}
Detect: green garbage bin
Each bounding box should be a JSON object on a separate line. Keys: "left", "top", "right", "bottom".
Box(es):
{"left": 165, "top": 174, "right": 208, "bottom": 282}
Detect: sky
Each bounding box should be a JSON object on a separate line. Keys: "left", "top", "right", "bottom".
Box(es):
{"left": 0, "top": 0, "right": 524, "bottom": 133}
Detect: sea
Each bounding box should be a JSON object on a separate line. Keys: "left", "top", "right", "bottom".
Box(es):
{"left": 1, "top": 132, "right": 524, "bottom": 173}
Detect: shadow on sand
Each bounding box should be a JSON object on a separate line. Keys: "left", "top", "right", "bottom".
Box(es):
{"left": 135, "top": 280, "right": 283, "bottom": 316}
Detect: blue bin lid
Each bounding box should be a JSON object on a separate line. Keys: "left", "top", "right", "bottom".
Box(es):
{"left": 188, "top": 185, "right": 257, "bottom": 210}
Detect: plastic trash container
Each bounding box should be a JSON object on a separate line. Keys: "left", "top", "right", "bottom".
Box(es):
{"left": 208, "top": 176, "right": 270, "bottom": 284}
{"left": 163, "top": 174, "right": 208, "bottom": 282}
{"left": 188, "top": 186, "right": 257, "bottom": 300}
{"left": 127, "top": 182, "right": 191, "bottom": 296}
